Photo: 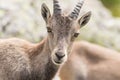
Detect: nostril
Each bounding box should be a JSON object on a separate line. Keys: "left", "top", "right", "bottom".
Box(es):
{"left": 55, "top": 52, "right": 65, "bottom": 60}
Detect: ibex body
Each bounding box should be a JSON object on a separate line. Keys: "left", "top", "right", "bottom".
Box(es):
{"left": 0, "top": 0, "right": 91, "bottom": 80}
{"left": 59, "top": 41, "right": 120, "bottom": 80}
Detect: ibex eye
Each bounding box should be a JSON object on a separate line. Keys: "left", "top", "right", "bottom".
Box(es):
{"left": 74, "top": 33, "right": 79, "bottom": 37}
{"left": 47, "top": 27, "right": 52, "bottom": 33}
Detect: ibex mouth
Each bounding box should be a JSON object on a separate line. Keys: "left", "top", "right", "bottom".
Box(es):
{"left": 52, "top": 58, "right": 66, "bottom": 65}
{"left": 54, "top": 60, "right": 63, "bottom": 64}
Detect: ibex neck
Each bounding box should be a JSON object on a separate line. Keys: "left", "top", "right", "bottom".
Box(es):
{"left": 29, "top": 37, "right": 50, "bottom": 58}
{"left": 29, "top": 37, "right": 59, "bottom": 80}
{"left": 30, "top": 37, "right": 52, "bottom": 64}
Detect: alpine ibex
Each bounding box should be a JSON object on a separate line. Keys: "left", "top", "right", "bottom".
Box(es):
{"left": 59, "top": 41, "right": 120, "bottom": 80}
{"left": 0, "top": 0, "right": 91, "bottom": 80}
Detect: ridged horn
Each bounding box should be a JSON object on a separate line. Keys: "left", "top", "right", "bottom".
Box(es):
{"left": 53, "top": 0, "right": 61, "bottom": 15}
{"left": 69, "top": 0, "right": 84, "bottom": 19}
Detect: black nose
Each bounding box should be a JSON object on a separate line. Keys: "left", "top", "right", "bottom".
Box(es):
{"left": 55, "top": 52, "right": 65, "bottom": 60}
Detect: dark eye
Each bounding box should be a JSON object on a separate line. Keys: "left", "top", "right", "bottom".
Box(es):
{"left": 74, "top": 33, "right": 79, "bottom": 37}
{"left": 47, "top": 27, "right": 52, "bottom": 33}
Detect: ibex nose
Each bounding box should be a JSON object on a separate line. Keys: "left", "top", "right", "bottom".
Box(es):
{"left": 55, "top": 52, "right": 65, "bottom": 60}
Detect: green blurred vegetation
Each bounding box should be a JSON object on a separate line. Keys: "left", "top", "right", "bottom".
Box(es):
{"left": 101, "top": 0, "right": 120, "bottom": 17}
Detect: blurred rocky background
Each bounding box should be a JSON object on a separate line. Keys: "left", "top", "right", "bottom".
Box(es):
{"left": 0, "top": 0, "right": 120, "bottom": 51}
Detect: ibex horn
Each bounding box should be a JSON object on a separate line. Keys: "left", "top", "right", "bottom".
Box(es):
{"left": 53, "top": 0, "right": 61, "bottom": 15}
{"left": 69, "top": 0, "right": 84, "bottom": 20}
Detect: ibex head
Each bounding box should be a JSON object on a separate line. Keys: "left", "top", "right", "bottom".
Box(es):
{"left": 41, "top": 0, "right": 91, "bottom": 65}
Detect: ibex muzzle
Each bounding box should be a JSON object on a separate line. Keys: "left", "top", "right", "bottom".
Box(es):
{"left": 41, "top": 0, "right": 91, "bottom": 65}
{"left": 51, "top": 38, "right": 68, "bottom": 65}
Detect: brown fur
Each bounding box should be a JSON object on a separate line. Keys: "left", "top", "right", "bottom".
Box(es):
{"left": 59, "top": 41, "right": 120, "bottom": 80}
{"left": 0, "top": 38, "right": 59, "bottom": 80}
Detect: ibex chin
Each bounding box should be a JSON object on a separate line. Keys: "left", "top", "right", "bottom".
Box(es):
{"left": 0, "top": 0, "right": 91, "bottom": 80}
{"left": 59, "top": 41, "right": 120, "bottom": 80}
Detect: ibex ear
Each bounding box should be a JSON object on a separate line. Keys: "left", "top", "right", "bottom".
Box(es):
{"left": 41, "top": 3, "right": 51, "bottom": 23}
{"left": 78, "top": 11, "right": 91, "bottom": 28}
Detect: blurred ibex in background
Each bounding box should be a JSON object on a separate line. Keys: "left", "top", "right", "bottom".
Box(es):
{"left": 59, "top": 41, "right": 120, "bottom": 80}
{"left": 0, "top": 0, "right": 91, "bottom": 80}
